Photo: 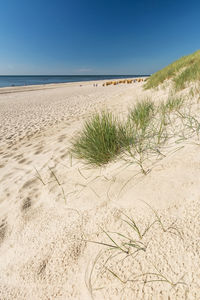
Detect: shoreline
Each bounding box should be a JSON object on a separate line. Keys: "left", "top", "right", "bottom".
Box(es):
{"left": 0, "top": 76, "right": 147, "bottom": 94}
{"left": 0, "top": 78, "right": 146, "bottom": 149}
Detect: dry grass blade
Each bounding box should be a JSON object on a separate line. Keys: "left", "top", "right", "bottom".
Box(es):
{"left": 121, "top": 211, "right": 143, "bottom": 239}
{"left": 78, "top": 168, "right": 89, "bottom": 179}
{"left": 48, "top": 167, "right": 67, "bottom": 204}
{"left": 108, "top": 231, "right": 146, "bottom": 251}
{"left": 105, "top": 268, "right": 186, "bottom": 288}
{"left": 34, "top": 167, "right": 46, "bottom": 185}
{"left": 142, "top": 201, "right": 183, "bottom": 239}
{"left": 100, "top": 227, "right": 129, "bottom": 253}
{"left": 85, "top": 251, "right": 105, "bottom": 299}
{"left": 83, "top": 239, "right": 126, "bottom": 252}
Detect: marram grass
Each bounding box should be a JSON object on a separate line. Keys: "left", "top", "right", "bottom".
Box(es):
{"left": 145, "top": 50, "right": 200, "bottom": 90}
{"left": 174, "top": 62, "right": 200, "bottom": 90}
{"left": 71, "top": 96, "right": 200, "bottom": 171}
{"left": 71, "top": 111, "right": 130, "bottom": 166}
{"left": 160, "top": 96, "right": 184, "bottom": 114}
{"left": 128, "top": 99, "right": 155, "bottom": 132}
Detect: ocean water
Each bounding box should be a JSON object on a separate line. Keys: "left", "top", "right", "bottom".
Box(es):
{"left": 0, "top": 75, "right": 148, "bottom": 88}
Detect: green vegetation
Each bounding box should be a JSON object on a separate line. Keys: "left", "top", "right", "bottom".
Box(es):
{"left": 71, "top": 100, "right": 157, "bottom": 170}
{"left": 71, "top": 111, "right": 129, "bottom": 166}
{"left": 145, "top": 50, "right": 200, "bottom": 90}
{"left": 124, "top": 98, "right": 184, "bottom": 173}
{"left": 160, "top": 97, "right": 184, "bottom": 113}
{"left": 174, "top": 62, "right": 200, "bottom": 90}
{"left": 128, "top": 99, "right": 155, "bottom": 132}
{"left": 126, "top": 99, "right": 156, "bottom": 174}
{"left": 85, "top": 205, "right": 185, "bottom": 297}
{"left": 71, "top": 95, "right": 200, "bottom": 172}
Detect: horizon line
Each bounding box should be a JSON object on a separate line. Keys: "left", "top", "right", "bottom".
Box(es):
{"left": 0, "top": 74, "right": 150, "bottom": 76}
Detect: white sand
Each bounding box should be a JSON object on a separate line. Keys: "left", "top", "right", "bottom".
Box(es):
{"left": 0, "top": 79, "right": 200, "bottom": 299}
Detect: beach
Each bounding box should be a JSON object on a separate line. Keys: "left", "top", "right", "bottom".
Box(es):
{"left": 1, "top": 79, "right": 200, "bottom": 299}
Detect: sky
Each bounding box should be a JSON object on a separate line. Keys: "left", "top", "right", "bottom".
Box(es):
{"left": 0, "top": 0, "right": 200, "bottom": 75}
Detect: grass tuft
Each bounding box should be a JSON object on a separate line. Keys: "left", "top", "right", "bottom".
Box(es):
{"left": 71, "top": 95, "right": 200, "bottom": 173}
{"left": 125, "top": 99, "right": 156, "bottom": 174}
{"left": 163, "top": 97, "right": 184, "bottom": 113}
{"left": 71, "top": 111, "right": 128, "bottom": 166}
{"left": 128, "top": 99, "right": 155, "bottom": 132}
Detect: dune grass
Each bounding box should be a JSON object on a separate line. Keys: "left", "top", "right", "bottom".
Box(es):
{"left": 128, "top": 99, "right": 155, "bottom": 132}
{"left": 162, "top": 97, "right": 184, "bottom": 113}
{"left": 124, "top": 98, "right": 184, "bottom": 173}
{"left": 71, "top": 95, "right": 200, "bottom": 173}
{"left": 125, "top": 99, "right": 156, "bottom": 174}
{"left": 71, "top": 52, "right": 200, "bottom": 168}
{"left": 144, "top": 50, "right": 200, "bottom": 90}
{"left": 85, "top": 205, "right": 185, "bottom": 295}
{"left": 71, "top": 111, "right": 130, "bottom": 166}
{"left": 71, "top": 101, "right": 156, "bottom": 171}
{"left": 174, "top": 62, "right": 200, "bottom": 90}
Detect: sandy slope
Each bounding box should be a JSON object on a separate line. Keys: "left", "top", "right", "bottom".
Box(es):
{"left": 0, "top": 79, "right": 200, "bottom": 299}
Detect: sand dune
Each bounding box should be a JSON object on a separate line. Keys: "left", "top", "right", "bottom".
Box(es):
{"left": 0, "top": 79, "right": 200, "bottom": 299}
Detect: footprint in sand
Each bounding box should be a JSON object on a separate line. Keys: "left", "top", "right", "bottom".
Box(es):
{"left": 18, "top": 158, "right": 27, "bottom": 164}
{"left": 0, "top": 218, "right": 7, "bottom": 245}
{"left": 21, "top": 197, "right": 32, "bottom": 211}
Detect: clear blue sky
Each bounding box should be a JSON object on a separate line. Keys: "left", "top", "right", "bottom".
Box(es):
{"left": 0, "top": 0, "right": 200, "bottom": 75}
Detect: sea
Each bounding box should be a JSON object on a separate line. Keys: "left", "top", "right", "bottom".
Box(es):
{"left": 0, "top": 75, "right": 149, "bottom": 88}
